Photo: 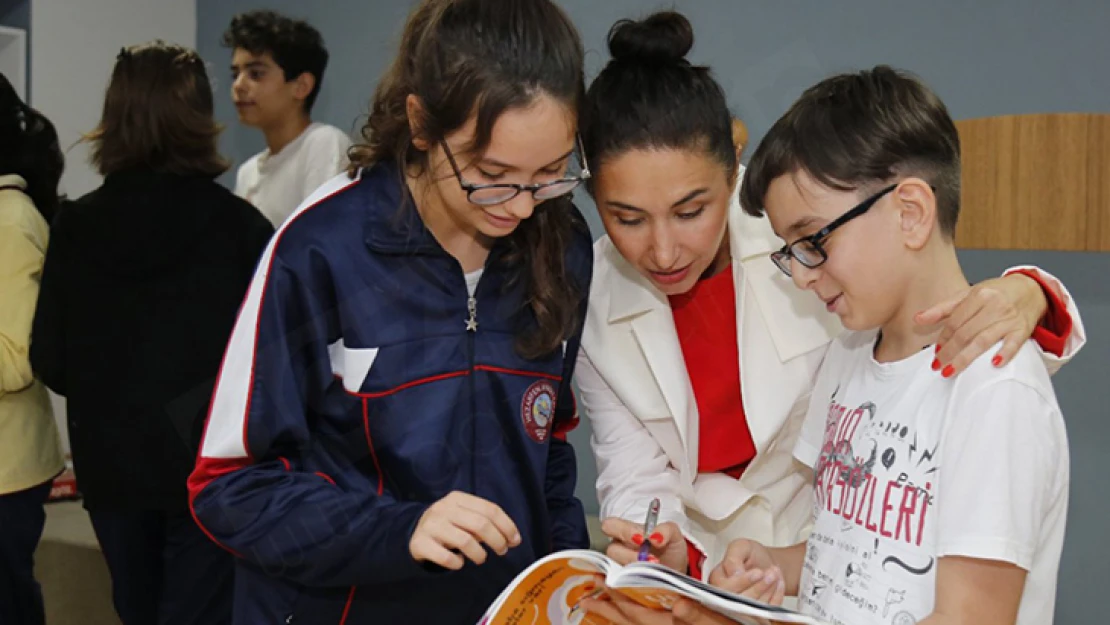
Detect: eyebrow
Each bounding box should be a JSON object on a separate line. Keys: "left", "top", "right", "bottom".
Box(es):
{"left": 231, "top": 61, "right": 269, "bottom": 72}
{"left": 479, "top": 147, "right": 575, "bottom": 171}
{"left": 606, "top": 187, "right": 710, "bottom": 213}
{"left": 784, "top": 215, "right": 822, "bottom": 238}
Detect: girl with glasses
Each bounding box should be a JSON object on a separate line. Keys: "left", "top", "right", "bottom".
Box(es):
{"left": 188, "top": 1, "right": 593, "bottom": 623}
{"left": 572, "top": 11, "right": 1083, "bottom": 623}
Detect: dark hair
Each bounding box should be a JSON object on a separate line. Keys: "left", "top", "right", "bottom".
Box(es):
{"left": 87, "top": 41, "right": 229, "bottom": 178}
{"left": 0, "top": 73, "right": 64, "bottom": 223}
{"left": 740, "top": 65, "right": 961, "bottom": 238}
{"left": 581, "top": 11, "right": 736, "bottom": 191}
{"left": 222, "top": 10, "right": 328, "bottom": 113}
{"left": 350, "top": 0, "right": 587, "bottom": 359}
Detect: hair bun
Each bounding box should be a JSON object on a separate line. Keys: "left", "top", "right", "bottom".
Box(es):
{"left": 607, "top": 11, "right": 694, "bottom": 65}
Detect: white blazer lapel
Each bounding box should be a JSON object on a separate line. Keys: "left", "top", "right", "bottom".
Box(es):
{"left": 729, "top": 182, "right": 839, "bottom": 454}
{"left": 609, "top": 257, "right": 698, "bottom": 473}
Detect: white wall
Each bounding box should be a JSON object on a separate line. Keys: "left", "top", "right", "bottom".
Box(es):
{"left": 30, "top": 0, "right": 196, "bottom": 197}
{"left": 0, "top": 25, "right": 27, "bottom": 99}
{"left": 30, "top": 0, "right": 196, "bottom": 452}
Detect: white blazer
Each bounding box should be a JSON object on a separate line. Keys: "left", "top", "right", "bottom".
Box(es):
{"left": 576, "top": 175, "right": 1085, "bottom": 576}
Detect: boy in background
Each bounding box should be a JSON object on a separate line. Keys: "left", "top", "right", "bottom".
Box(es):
{"left": 224, "top": 10, "right": 351, "bottom": 226}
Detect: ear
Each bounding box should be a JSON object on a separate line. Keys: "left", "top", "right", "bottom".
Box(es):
{"left": 895, "top": 178, "right": 937, "bottom": 250}
{"left": 292, "top": 72, "right": 316, "bottom": 104}
{"left": 405, "top": 94, "right": 431, "bottom": 152}
{"left": 731, "top": 118, "right": 748, "bottom": 161}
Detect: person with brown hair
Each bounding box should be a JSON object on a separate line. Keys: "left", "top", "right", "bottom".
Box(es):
{"left": 29, "top": 41, "right": 273, "bottom": 625}
{"left": 729, "top": 64, "right": 1067, "bottom": 625}
{"left": 224, "top": 9, "right": 351, "bottom": 226}
{"left": 589, "top": 63, "right": 1074, "bottom": 625}
{"left": 0, "top": 71, "right": 65, "bottom": 625}
{"left": 571, "top": 10, "right": 1082, "bottom": 624}
{"left": 187, "top": 0, "right": 594, "bottom": 623}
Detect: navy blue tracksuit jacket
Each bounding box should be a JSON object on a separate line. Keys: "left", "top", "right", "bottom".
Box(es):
{"left": 188, "top": 164, "right": 593, "bottom": 624}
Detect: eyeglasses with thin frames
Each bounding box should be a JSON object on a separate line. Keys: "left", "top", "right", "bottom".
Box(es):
{"left": 770, "top": 184, "right": 899, "bottom": 277}
{"left": 439, "top": 136, "right": 591, "bottom": 206}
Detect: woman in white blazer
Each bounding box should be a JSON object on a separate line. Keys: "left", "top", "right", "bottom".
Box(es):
{"left": 576, "top": 11, "right": 1084, "bottom": 581}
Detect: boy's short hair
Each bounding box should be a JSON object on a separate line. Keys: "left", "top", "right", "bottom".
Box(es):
{"left": 740, "top": 65, "right": 962, "bottom": 238}
{"left": 222, "top": 10, "right": 329, "bottom": 112}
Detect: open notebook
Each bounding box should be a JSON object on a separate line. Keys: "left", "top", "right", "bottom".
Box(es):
{"left": 479, "top": 549, "right": 830, "bottom": 625}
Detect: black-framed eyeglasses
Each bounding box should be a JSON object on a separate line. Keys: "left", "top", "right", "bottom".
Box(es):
{"left": 771, "top": 184, "right": 898, "bottom": 277}
{"left": 439, "top": 136, "right": 591, "bottom": 206}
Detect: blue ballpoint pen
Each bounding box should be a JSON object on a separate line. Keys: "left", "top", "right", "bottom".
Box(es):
{"left": 637, "top": 498, "right": 661, "bottom": 562}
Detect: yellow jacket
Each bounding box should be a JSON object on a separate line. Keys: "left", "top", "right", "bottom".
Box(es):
{"left": 0, "top": 174, "right": 64, "bottom": 494}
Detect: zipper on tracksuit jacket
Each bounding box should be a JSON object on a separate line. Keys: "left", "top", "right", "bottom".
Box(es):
{"left": 466, "top": 290, "right": 478, "bottom": 491}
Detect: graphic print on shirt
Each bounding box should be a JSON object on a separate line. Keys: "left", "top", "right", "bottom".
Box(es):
{"left": 800, "top": 385, "right": 940, "bottom": 625}
{"left": 812, "top": 386, "right": 938, "bottom": 549}
{"left": 883, "top": 589, "right": 905, "bottom": 617}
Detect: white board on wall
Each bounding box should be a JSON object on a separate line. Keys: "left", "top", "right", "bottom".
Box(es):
{"left": 30, "top": 0, "right": 197, "bottom": 199}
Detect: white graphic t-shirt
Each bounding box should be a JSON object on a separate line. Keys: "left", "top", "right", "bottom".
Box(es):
{"left": 793, "top": 331, "right": 1068, "bottom": 625}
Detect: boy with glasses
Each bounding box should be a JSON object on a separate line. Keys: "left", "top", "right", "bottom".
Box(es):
{"left": 704, "top": 66, "right": 1072, "bottom": 625}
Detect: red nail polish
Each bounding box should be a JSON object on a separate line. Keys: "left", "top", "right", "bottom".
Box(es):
{"left": 992, "top": 355, "right": 1003, "bottom": 366}
{"left": 931, "top": 358, "right": 941, "bottom": 371}
{"left": 649, "top": 532, "right": 664, "bottom": 545}
{"left": 935, "top": 343, "right": 942, "bottom": 353}
{"left": 942, "top": 365, "right": 954, "bottom": 378}
{"left": 647, "top": 555, "right": 660, "bottom": 564}
{"left": 631, "top": 534, "right": 643, "bottom": 546}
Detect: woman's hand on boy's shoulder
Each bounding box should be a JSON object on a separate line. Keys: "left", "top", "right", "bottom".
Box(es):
{"left": 915, "top": 272, "right": 1047, "bottom": 376}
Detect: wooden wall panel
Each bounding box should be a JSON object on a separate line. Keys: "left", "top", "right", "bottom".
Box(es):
{"left": 955, "top": 113, "right": 1110, "bottom": 252}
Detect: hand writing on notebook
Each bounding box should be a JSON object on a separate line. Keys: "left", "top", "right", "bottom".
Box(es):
{"left": 601, "top": 517, "right": 688, "bottom": 572}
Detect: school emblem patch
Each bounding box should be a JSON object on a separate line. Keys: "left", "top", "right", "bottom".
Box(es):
{"left": 521, "top": 380, "right": 556, "bottom": 443}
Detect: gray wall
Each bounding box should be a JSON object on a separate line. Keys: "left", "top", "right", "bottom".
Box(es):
{"left": 0, "top": 0, "right": 29, "bottom": 31}
{"left": 196, "top": 2, "right": 1109, "bottom": 622}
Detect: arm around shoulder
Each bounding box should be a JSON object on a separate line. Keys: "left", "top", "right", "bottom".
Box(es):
{"left": 1003, "top": 266, "right": 1086, "bottom": 372}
